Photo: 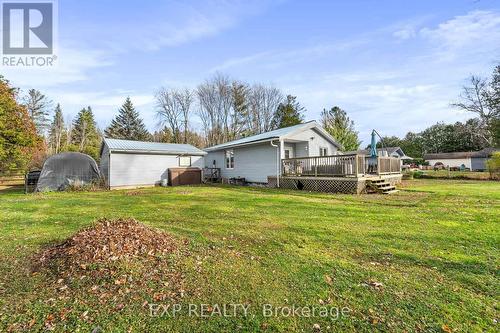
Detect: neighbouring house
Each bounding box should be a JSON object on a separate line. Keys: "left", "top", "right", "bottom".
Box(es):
{"left": 424, "top": 148, "right": 499, "bottom": 171}
{"left": 344, "top": 147, "right": 413, "bottom": 166}
{"left": 204, "top": 121, "right": 343, "bottom": 184}
{"left": 100, "top": 138, "right": 206, "bottom": 189}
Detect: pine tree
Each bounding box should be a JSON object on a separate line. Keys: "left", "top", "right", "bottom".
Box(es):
{"left": 271, "top": 95, "right": 305, "bottom": 129}
{"left": 71, "top": 106, "right": 101, "bottom": 159}
{"left": 321, "top": 106, "right": 360, "bottom": 151}
{"left": 48, "top": 104, "right": 65, "bottom": 154}
{"left": 104, "top": 97, "right": 150, "bottom": 141}
{"left": 23, "top": 89, "right": 51, "bottom": 135}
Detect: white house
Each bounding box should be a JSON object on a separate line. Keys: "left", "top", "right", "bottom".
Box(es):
{"left": 204, "top": 121, "right": 342, "bottom": 184}
{"left": 100, "top": 138, "right": 206, "bottom": 189}
{"left": 424, "top": 148, "right": 499, "bottom": 171}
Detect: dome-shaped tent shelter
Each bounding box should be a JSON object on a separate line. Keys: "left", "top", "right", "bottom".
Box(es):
{"left": 35, "top": 152, "right": 101, "bottom": 192}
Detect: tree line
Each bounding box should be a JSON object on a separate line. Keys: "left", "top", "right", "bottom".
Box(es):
{"left": 1, "top": 64, "right": 498, "bottom": 173}
{"left": 2, "top": 72, "right": 362, "bottom": 171}
{"left": 370, "top": 64, "right": 500, "bottom": 159}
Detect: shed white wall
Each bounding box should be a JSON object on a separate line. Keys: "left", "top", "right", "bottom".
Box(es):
{"left": 427, "top": 158, "right": 471, "bottom": 169}
{"left": 205, "top": 142, "right": 278, "bottom": 183}
{"left": 286, "top": 128, "right": 339, "bottom": 157}
{"left": 109, "top": 152, "right": 203, "bottom": 188}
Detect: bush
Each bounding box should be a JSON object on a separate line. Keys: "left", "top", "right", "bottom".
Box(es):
{"left": 486, "top": 152, "right": 500, "bottom": 180}
{"left": 412, "top": 170, "right": 425, "bottom": 179}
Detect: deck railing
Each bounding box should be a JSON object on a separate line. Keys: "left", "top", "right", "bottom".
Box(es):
{"left": 377, "top": 156, "right": 401, "bottom": 175}
{"left": 281, "top": 154, "right": 400, "bottom": 177}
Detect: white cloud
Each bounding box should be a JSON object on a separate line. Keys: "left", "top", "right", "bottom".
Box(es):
{"left": 420, "top": 10, "right": 500, "bottom": 48}
{"left": 393, "top": 28, "right": 416, "bottom": 40}
{"left": 1, "top": 46, "right": 113, "bottom": 88}
{"left": 418, "top": 10, "right": 500, "bottom": 62}
{"left": 209, "top": 38, "right": 368, "bottom": 73}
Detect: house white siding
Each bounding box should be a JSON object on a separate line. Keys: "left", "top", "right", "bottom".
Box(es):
{"left": 205, "top": 142, "right": 278, "bottom": 183}
{"left": 286, "top": 128, "right": 339, "bottom": 157}
{"left": 109, "top": 153, "right": 203, "bottom": 188}
{"left": 427, "top": 158, "right": 472, "bottom": 169}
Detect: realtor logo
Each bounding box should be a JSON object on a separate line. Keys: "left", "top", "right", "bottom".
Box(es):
{"left": 2, "top": 1, "right": 53, "bottom": 54}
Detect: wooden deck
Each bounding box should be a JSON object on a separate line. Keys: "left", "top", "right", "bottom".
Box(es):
{"left": 275, "top": 154, "right": 402, "bottom": 194}
{"left": 281, "top": 154, "right": 401, "bottom": 178}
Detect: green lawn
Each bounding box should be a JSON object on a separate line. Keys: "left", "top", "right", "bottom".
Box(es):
{"left": 0, "top": 180, "right": 498, "bottom": 332}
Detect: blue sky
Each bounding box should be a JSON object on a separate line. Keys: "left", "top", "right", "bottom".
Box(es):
{"left": 3, "top": 0, "right": 500, "bottom": 144}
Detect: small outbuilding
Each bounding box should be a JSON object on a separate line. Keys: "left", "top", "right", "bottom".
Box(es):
{"left": 35, "top": 152, "right": 101, "bottom": 192}
{"left": 424, "top": 148, "right": 499, "bottom": 171}
{"left": 99, "top": 138, "right": 206, "bottom": 189}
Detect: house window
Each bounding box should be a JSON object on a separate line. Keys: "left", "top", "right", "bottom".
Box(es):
{"left": 285, "top": 149, "right": 290, "bottom": 159}
{"left": 179, "top": 156, "right": 191, "bottom": 167}
{"left": 320, "top": 147, "right": 328, "bottom": 156}
{"left": 225, "top": 149, "right": 234, "bottom": 169}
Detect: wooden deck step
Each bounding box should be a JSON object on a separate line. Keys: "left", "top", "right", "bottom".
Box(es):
{"left": 366, "top": 179, "right": 398, "bottom": 194}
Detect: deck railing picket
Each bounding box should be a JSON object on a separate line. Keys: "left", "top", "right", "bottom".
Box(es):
{"left": 281, "top": 154, "right": 401, "bottom": 178}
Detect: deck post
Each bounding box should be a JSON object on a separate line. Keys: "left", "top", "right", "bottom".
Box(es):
{"left": 314, "top": 157, "right": 318, "bottom": 177}
{"left": 354, "top": 155, "right": 358, "bottom": 177}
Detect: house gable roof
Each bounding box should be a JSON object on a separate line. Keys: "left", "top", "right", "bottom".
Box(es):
{"left": 204, "top": 121, "right": 342, "bottom": 151}
{"left": 101, "top": 138, "right": 206, "bottom": 156}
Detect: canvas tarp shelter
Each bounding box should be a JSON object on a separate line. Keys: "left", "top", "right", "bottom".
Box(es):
{"left": 35, "top": 152, "right": 100, "bottom": 192}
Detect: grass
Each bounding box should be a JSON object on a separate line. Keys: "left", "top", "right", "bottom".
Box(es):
{"left": 0, "top": 180, "right": 498, "bottom": 332}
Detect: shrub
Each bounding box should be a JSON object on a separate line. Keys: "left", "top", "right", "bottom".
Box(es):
{"left": 412, "top": 170, "right": 425, "bottom": 179}
{"left": 486, "top": 152, "right": 500, "bottom": 180}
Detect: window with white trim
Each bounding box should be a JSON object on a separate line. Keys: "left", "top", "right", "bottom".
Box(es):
{"left": 225, "top": 149, "right": 234, "bottom": 169}
{"left": 179, "top": 156, "right": 191, "bottom": 167}
{"left": 320, "top": 147, "right": 328, "bottom": 156}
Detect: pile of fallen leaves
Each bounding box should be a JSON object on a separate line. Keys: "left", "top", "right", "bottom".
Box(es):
{"left": 24, "top": 219, "right": 189, "bottom": 330}
{"left": 36, "top": 218, "right": 178, "bottom": 267}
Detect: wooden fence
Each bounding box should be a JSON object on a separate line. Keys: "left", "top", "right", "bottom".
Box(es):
{"left": 0, "top": 171, "right": 25, "bottom": 189}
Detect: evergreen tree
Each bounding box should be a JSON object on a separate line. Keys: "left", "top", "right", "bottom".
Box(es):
{"left": 272, "top": 95, "right": 305, "bottom": 129}
{"left": 71, "top": 106, "right": 101, "bottom": 160}
{"left": 0, "top": 76, "right": 41, "bottom": 172}
{"left": 321, "top": 106, "right": 361, "bottom": 151}
{"left": 23, "top": 89, "right": 51, "bottom": 135}
{"left": 104, "top": 97, "right": 150, "bottom": 141}
{"left": 48, "top": 104, "right": 65, "bottom": 154}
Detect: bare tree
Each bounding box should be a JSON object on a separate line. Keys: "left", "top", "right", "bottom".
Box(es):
{"left": 196, "top": 74, "right": 234, "bottom": 146}
{"left": 174, "top": 88, "right": 194, "bottom": 144}
{"left": 452, "top": 73, "right": 500, "bottom": 145}
{"left": 155, "top": 88, "right": 182, "bottom": 143}
{"left": 248, "top": 84, "right": 284, "bottom": 133}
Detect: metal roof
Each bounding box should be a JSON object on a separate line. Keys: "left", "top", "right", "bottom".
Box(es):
{"left": 204, "top": 121, "right": 341, "bottom": 151}
{"left": 103, "top": 138, "right": 206, "bottom": 155}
